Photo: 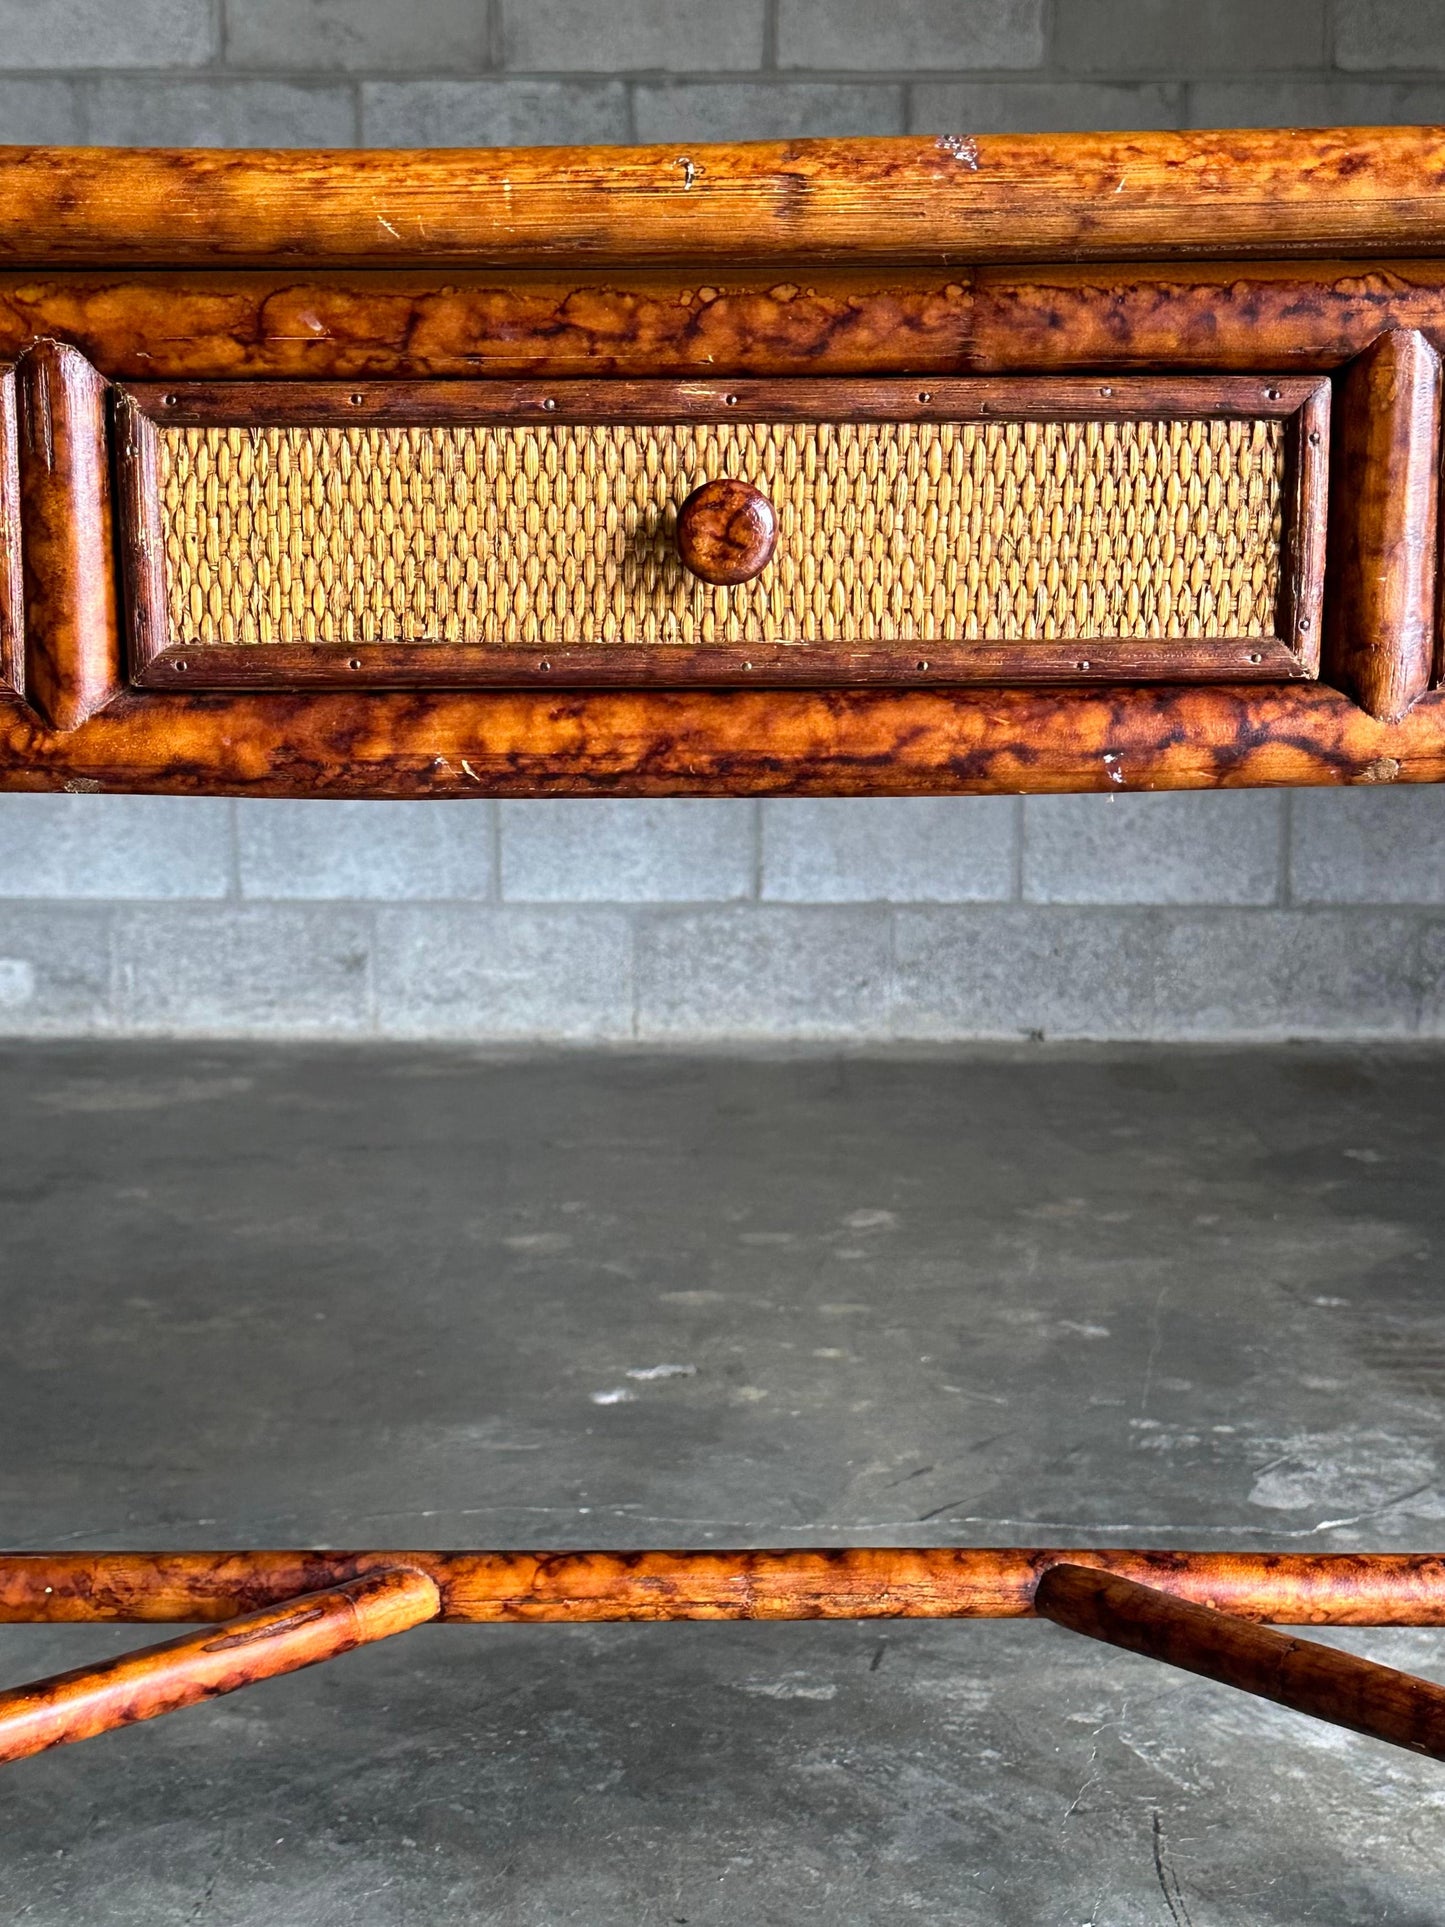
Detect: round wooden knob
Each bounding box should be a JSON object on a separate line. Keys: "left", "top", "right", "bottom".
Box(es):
{"left": 675, "top": 478, "right": 778, "bottom": 586}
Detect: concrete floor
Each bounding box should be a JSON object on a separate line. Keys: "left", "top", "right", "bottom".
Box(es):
{"left": 2, "top": 1042, "right": 1445, "bottom": 1923}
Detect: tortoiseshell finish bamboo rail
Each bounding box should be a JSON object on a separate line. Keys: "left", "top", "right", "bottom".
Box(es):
{"left": 4, "top": 1545, "right": 1444, "bottom": 1626}
{"left": 0, "top": 1568, "right": 442, "bottom": 1766}
{"left": 3, "top": 1548, "right": 1445, "bottom": 1767}
{"left": 4, "top": 131, "right": 1445, "bottom": 1768}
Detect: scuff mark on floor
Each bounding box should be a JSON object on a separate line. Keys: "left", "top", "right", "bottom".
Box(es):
{"left": 1151, "top": 1809, "right": 1193, "bottom": 1926}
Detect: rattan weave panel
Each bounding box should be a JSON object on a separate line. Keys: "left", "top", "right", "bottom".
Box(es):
{"left": 157, "top": 417, "right": 1287, "bottom": 648}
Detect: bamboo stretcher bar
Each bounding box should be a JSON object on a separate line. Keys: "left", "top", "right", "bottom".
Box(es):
{"left": 0, "top": 1568, "right": 440, "bottom": 1766}
{"left": 5, "top": 1551, "right": 1442, "bottom": 1766}
{"left": 3, "top": 1548, "right": 1445, "bottom": 1627}
{"left": 1035, "top": 1565, "right": 1445, "bottom": 1761}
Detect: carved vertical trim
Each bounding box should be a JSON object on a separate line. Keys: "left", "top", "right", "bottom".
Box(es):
{"left": 1278, "top": 380, "right": 1330, "bottom": 678}
{"left": 18, "top": 339, "right": 121, "bottom": 731}
{"left": 114, "top": 394, "right": 166, "bottom": 684}
{"left": 1325, "top": 328, "right": 1441, "bottom": 722}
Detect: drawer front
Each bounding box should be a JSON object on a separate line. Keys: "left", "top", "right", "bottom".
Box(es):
{"left": 118, "top": 376, "right": 1328, "bottom": 689}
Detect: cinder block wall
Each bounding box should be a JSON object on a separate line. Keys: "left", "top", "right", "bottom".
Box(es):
{"left": 2, "top": 0, "right": 1444, "bottom": 1041}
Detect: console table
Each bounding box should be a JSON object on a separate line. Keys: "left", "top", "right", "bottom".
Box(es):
{"left": 2, "top": 130, "right": 1445, "bottom": 1773}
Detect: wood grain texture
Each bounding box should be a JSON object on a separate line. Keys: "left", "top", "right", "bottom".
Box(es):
{"left": 9, "top": 133, "right": 1445, "bottom": 268}
{"left": 0, "top": 270, "right": 977, "bottom": 384}
{"left": 0, "top": 1567, "right": 439, "bottom": 1764}
{"left": 16, "top": 338, "right": 121, "bottom": 730}
{"left": 113, "top": 392, "right": 165, "bottom": 688}
{"left": 969, "top": 259, "right": 1445, "bottom": 374}
{"left": 5, "top": 262, "right": 1445, "bottom": 386}
{"left": 0, "top": 682, "right": 1439, "bottom": 798}
{"left": 1, "top": 1548, "right": 1444, "bottom": 1627}
{"left": 1325, "top": 329, "right": 1442, "bottom": 721}
{"left": 1035, "top": 1564, "right": 1445, "bottom": 1760}
{"left": 122, "top": 373, "right": 1322, "bottom": 426}
{"left": 134, "top": 639, "right": 1307, "bottom": 693}
{"left": 1279, "top": 380, "right": 1330, "bottom": 679}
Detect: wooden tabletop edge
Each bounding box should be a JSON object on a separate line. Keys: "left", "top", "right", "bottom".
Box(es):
{"left": 2, "top": 129, "right": 1445, "bottom": 268}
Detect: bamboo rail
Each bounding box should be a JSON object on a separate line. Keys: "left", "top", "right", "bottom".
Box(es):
{"left": 1035, "top": 1565, "right": 1445, "bottom": 1760}
{"left": 2, "top": 1547, "right": 1444, "bottom": 1626}
{"left": 2, "top": 1550, "right": 1442, "bottom": 1765}
{"left": 0, "top": 1567, "right": 440, "bottom": 1765}
{"left": 7, "top": 133, "right": 1445, "bottom": 269}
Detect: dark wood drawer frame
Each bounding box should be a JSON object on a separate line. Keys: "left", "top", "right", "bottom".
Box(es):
{"left": 118, "top": 368, "right": 1333, "bottom": 693}
{"left": 117, "top": 373, "right": 1328, "bottom": 692}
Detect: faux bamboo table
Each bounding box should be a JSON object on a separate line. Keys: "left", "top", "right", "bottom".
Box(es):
{"left": 4, "top": 129, "right": 1445, "bottom": 1772}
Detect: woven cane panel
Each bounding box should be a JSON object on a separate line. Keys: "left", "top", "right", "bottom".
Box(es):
{"left": 156, "top": 417, "right": 1287, "bottom": 648}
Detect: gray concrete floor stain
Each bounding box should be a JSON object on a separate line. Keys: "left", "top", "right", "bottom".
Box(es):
{"left": 1, "top": 1040, "right": 1444, "bottom": 1923}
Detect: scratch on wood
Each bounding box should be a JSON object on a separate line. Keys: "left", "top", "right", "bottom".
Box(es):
{"left": 937, "top": 136, "right": 980, "bottom": 171}
{"left": 29, "top": 353, "right": 52, "bottom": 470}
{"left": 1362, "top": 754, "right": 1402, "bottom": 781}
